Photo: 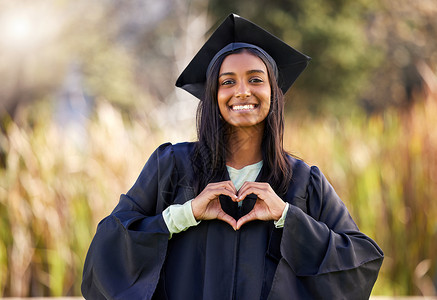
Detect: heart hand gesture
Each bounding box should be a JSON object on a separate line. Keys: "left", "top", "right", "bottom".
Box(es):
{"left": 235, "top": 182, "right": 286, "bottom": 229}
{"left": 191, "top": 181, "right": 239, "bottom": 230}
{"left": 191, "top": 180, "right": 286, "bottom": 230}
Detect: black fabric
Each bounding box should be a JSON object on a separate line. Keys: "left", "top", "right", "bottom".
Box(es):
{"left": 206, "top": 42, "right": 279, "bottom": 79}
{"left": 81, "top": 142, "right": 384, "bottom": 300}
{"left": 175, "top": 14, "right": 311, "bottom": 100}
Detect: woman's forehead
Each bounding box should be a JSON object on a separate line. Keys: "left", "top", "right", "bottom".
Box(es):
{"left": 219, "top": 52, "right": 268, "bottom": 73}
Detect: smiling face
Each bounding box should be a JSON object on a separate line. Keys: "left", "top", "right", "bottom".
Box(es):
{"left": 217, "top": 51, "right": 271, "bottom": 128}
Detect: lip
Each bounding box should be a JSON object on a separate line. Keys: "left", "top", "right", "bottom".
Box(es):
{"left": 229, "top": 104, "right": 259, "bottom": 112}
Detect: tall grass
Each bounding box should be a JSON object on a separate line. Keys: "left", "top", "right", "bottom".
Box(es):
{"left": 0, "top": 101, "right": 161, "bottom": 296}
{"left": 285, "top": 75, "right": 437, "bottom": 295}
{"left": 1, "top": 76, "right": 436, "bottom": 296}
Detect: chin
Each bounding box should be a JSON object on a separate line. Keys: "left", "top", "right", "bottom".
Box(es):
{"left": 228, "top": 118, "right": 265, "bottom": 128}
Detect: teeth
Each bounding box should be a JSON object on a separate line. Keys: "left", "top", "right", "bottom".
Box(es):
{"left": 232, "top": 104, "right": 255, "bottom": 111}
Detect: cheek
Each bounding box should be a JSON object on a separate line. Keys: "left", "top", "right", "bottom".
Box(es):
{"left": 261, "top": 89, "right": 272, "bottom": 109}
{"left": 217, "top": 90, "right": 231, "bottom": 111}
{"left": 260, "top": 91, "right": 272, "bottom": 119}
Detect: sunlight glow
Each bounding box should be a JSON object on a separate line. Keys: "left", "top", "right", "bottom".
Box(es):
{"left": 4, "top": 14, "right": 33, "bottom": 45}
{"left": 0, "top": 5, "right": 60, "bottom": 52}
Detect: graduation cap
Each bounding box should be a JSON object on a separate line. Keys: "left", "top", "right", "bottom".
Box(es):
{"left": 176, "top": 13, "right": 311, "bottom": 100}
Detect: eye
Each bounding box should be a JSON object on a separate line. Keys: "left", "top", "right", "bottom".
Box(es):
{"left": 249, "top": 77, "right": 264, "bottom": 83}
{"left": 221, "top": 79, "right": 235, "bottom": 85}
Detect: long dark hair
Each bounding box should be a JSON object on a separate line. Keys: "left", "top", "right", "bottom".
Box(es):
{"left": 192, "top": 48, "right": 292, "bottom": 196}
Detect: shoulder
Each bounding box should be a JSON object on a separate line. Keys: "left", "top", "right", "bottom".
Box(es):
{"left": 171, "top": 141, "right": 196, "bottom": 157}
{"left": 151, "top": 142, "right": 196, "bottom": 177}
{"left": 284, "top": 155, "right": 331, "bottom": 212}
{"left": 152, "top": 142, "right": 196, "bottom": 160}
{"left": 288, "top": 155, "right": 310, "bottom": 175}
{"left": 286, "top": 155, "right": 325, "bottom": 184}
{"left": 286, "top": 155, "right": 349, "bottom": 222}
{"left": 284, "top": 156, "right": 311, "bottom": 209}
{"left": 287, "top": 155, "right": 321, "bottom": 186}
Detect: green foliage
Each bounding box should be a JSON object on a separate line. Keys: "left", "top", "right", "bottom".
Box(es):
{"left": 208, "top": 0, "right": 384, "bottom": 114}
{"left": 285, "top": 91, "right": 437, "bottom": 295}
{"left": 1, "top": 87, "right": 437, "bottom": 296}
{"left": 1, "top": 0, "right": 437, "bottom": 296}
{"left": 0, "top": 100, "right": 161, "bottom": 296}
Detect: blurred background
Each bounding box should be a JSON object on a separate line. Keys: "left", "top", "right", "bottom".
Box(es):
{"left": 0, "top": 0, "right": 436, "bottom": 297}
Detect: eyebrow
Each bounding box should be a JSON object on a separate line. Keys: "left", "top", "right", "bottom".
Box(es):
{"left": 218, "top": 69, "right": 266, "bottom": 78}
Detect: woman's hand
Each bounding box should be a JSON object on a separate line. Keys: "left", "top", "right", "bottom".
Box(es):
{"left": 191, "top": 181, "right": 238, "bottom": 230}
{"left": 236, "top": 182, "right": 286, "bottom": 230}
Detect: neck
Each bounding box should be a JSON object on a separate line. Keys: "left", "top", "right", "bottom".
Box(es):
{"left": 226, "top": 123, "right": 264, "bottom": 169}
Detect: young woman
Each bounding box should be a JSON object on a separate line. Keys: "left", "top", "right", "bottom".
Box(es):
{"left": 82, "top": 14, "right": 384, "bottom": 300}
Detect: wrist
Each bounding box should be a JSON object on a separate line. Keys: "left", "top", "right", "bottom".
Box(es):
{"left": 274, "top": 202, "right": 287, "bottom": 221}
{"left": 191, "top": 198, "right": 200, "bottom": 221}
{"left": 273, "top": 203, "right": 289, "bottom": 228}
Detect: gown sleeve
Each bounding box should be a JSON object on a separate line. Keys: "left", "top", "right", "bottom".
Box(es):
{"left": 268, "top": 166, "right": 384, "bottom": 300}
{"left": 81, "top": 143, "right": 177, "bottom": 300}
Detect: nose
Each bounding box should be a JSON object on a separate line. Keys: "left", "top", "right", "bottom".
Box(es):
{"left": 235, "top": 81, "right": 251, "bottom": 98}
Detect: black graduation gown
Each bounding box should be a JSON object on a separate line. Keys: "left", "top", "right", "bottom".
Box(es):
{"left": 81, "top": 142, "right": 384, "bottom": 300}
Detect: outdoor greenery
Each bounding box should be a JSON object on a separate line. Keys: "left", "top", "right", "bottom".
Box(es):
{"left": 209, "top": 0, "right": 384, "bottom": 114}
{"left": 0, "top": 0, "right": 436, "bottom": 297}
{"left": 284, "top": 84, "right": 437, "bottom": 296}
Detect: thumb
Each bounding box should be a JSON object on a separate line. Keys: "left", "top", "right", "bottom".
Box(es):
{"left": 217, "top": 211, "right": 237, "bottom": 231}
{"left": 236, "top": 212, "right": 257, "bottom": 230}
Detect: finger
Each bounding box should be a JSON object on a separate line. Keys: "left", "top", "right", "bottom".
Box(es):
{"left": 204, "top": 185, "right": 237, "bottom": 201}
{"left": 223, "top": 181, "right": 238, "bottom": 196}
{"left": 221, "top": 180, "right": 238, "bottom": 198}
{"left": 238, "top": 185, "right": 264, "bottom": 202}
{"left": 193, "top": 188, "right": 237, "bottom": 217}
{"left": 238, "top": 181, "right": 268, "bottom": 194}
{"left": 217, "top": 211, "right": 237, "bottom": 230}
{"left": 209, "top": 181, "right": 238, "bottom": 198}
{"left": 236, "top": 181, "right": 254, "bottom": 201}
{"left": 216, "top": 187, "right": 238, "bottom": 201}
{"left": 236, "top": 212, "right": 257, "bottom": 230}
{"left": 208, "top": 180, "right": 234, "bottom": 190}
